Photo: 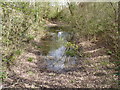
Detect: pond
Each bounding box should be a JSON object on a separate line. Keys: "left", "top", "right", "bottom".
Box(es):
{"left": 39, "top": 27, "right": 78, "bottom": 72}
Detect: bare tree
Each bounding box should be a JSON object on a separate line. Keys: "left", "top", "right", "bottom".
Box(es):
{"left": 67, "top": 2, "right": 74, "bottom": 16}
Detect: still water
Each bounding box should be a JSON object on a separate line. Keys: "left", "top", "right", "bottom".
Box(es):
{"left": 40, "top": 30, "right": 77, "bottom": 72}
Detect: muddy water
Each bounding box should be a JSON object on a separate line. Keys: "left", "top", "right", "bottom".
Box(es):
{"left": 40, "top": 29, "right": 77, "bottom": 72}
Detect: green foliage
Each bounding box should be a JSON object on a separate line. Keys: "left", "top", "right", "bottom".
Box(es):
{"left": 70, "top": 80, "right": 76, "bottom": 83}
{"left": 65, "top": 42, "right": 79, "bottom": 50}
{"left": 37, "top": 46, "right": 42, "bottom": 49}
{"left": 14, "top": 50, "right": 22, "bottom": 56}
{"left": 107, "top": 50, "right": 113, "bottom": 55}
{"left": 65, "top": 50, "right": 76, "bottom": 57}
{"left": 2, "top": 58, "right": 9, "bottom": 63}
{"left": 1, "top": 2, "right": 49, "bottom": 65}
{"left": 115, "top": 66, "right": 120, "bottom": 71}
{"left": 113, "top": 61, "right": 120, "bottom": 64}
{"left": 2, "top": 55, "right": 15, "bottom": 63}
{"left": 27, "top": 71, "right": 34, "bottom": 75}
{"left": 48, "top": 8, "right": 58, "bottom": 19}
{"left": 27, "top": 57, "right": 34, "bottom": 62}
{"left": 100, "top": 61, "right": 109, "bottom": 66}
{"left": 114, "top": 72, "right": 120, "bottom": 76}
{"left": 0, "top": 71, "right": 7, "bottom": 80}
{"left": 2, "top": 50, "right": 22, "bottom": 65}
{"left": 27, "top": 35, "right": 35, "bottom": 41}
{"left": 65, "top": 42, "right": 79, "bottom": 57}
{"left": 59, "top": 2, "right": 118, "bottom": 37}
{"left": 59, "top": 2, "right": 119, "bottom": 65}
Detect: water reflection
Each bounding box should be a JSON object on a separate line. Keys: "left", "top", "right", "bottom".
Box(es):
{"left": 41, "top": 31, "right": 77, "bottom": 72}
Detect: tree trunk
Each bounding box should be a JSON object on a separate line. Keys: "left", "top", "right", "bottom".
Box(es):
{"left": 67, "top": 2, "right": 74, "bottom": 16}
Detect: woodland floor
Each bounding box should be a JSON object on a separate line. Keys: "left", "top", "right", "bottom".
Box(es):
{"left": 3, "top": 39, "right": 118, "bottom": 88}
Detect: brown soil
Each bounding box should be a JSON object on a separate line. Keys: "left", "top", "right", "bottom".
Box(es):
{"left": 2, "top": 40, "right": 118, "bottom": 88}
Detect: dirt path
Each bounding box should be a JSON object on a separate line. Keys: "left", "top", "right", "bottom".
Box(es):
{"left": 3, "top": 40, "right": 118, "bottom": 88}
